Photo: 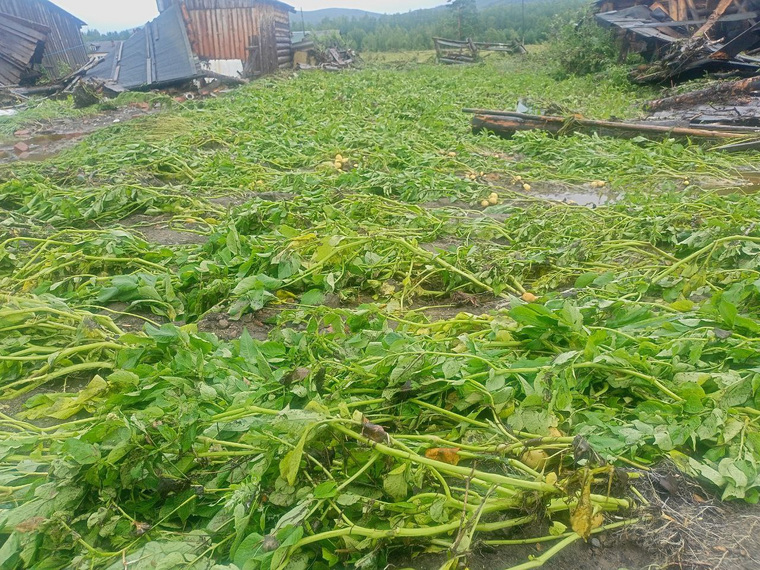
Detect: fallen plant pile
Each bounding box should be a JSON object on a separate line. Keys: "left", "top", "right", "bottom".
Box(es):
{"left": 2, "top": 56, "right": 760, "bottom": 569}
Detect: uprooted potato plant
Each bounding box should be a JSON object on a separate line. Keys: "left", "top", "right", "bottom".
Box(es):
{"left": 2, "top": 54, "right": 760, "bottom": 570}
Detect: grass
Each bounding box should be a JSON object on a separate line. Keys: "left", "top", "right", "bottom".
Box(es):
{"left": 2, "top": 54, "right": 760, "bottom": 570}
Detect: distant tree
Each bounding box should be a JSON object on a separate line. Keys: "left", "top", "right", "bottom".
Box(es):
{"left": 304, "top": 0, "right": 586, "bottom": 52}
{"left": 82, "top": 29, "right": 133, "bottom": 42}
{"left": 447, "top": 0, "right": 478, "bottom": 40}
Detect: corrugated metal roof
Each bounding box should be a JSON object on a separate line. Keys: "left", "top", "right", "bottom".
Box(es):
{"left": 87, "top": 5, "right": 200, "bottom": 89}
{"left": 596, "top": 6, "right": 682, "bottom": 43}
{"left": 0, "top": 12, "right": 50, "bottom": 86}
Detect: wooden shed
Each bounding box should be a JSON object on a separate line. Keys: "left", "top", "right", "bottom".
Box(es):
{"left": 0, "top": 0, "right": 88, "bottom": 79}
{"left": 156, "top": 0, "right": 294, "bottom": 77}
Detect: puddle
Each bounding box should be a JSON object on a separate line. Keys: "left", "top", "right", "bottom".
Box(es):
{"left": 527, "top": 188, "right": 617, "bottom": 207}
{"left": 712, "top": 171, "right": 760, "bottom": 195}
{"left": 28, "top": 132, "right": 85, "bottom": 144}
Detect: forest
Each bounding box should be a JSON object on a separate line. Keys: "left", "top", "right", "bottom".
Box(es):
{"left": 305, "top": 0, "right": 587, "bottom": 51}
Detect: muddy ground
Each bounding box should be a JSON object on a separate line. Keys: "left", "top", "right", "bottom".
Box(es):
{"left": 0, "top": 103, "right": 159, "bottom": 164}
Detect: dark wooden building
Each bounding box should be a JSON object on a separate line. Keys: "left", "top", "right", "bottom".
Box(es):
{"left": 0, "top": 0, "right": 88, "bottom": 79}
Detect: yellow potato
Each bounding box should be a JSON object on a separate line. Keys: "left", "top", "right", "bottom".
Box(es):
{"left": 488, "top": 195, "right": 498, "bottom": 205}
{"left": 521, "top": 291, "right": 538, "bottom": 302}
{"left": 521, "top": 449, "right": 549, "bottom": 470}
{"left": 522, "top": 183, "right": 531, "bottom": 191}
{"left": 480, "top": 199, "right": 490, "bottom": 207}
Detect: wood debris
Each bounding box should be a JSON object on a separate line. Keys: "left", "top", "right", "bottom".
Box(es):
{"left": 595, "top": 0, "right": 760, "bottom": 83}
{"left": 433, "top": 37, "right": 526, "bottom": 65}
{"left": 465, "top": 107, "right": 760, "bottom": 150}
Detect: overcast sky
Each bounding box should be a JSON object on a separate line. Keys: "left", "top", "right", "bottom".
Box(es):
{"left": 53, "top": 0, "right": 443, "bottom": 31}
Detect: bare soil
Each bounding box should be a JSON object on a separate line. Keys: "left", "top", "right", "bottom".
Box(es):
{"left": 197, "top": 307, "right": 282, "bottom": 340}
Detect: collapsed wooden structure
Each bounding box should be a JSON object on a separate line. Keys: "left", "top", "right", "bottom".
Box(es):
{"left": 595, "top": 0, "right": 760, "bottom": 82}
{"left": 433, "top": 37, "right": 526, "bottom": 65}
{"left": 85, "top": 0, "right": 295, "bottom": 90}
{"left": 0, "top": 0, "right": 88, "bottom": 87}
{"left": 291, "top": 32, "right": 357, "bottom": 71}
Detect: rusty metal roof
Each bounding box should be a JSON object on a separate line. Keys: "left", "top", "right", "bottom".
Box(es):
{"left": 0, "top": 12, "right": 50, "bottom": 86}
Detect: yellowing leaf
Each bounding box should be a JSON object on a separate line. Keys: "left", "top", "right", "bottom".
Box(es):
{"left": 275, "top": 290, "right": 297, "bottom": 301}
{"left": 20, "top": 375, "right": 109, "bottom": 420}
{"left": 424, "top": 447, "right": 461, "bottom": 465}
{"left": 569, "top": 468, "right": 602, "bottom": 540}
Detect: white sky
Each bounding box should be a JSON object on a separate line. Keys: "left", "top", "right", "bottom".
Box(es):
{"left": 52, "top": 0, "right": 443, "bottom": 31}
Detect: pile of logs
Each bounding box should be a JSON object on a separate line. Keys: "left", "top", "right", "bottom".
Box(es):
{"left": 433, "top": 37, "right": 526, "bottom": 65}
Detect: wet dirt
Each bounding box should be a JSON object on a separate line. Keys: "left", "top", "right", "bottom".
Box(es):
{"left": 0, "top": 104, "right": 160, "bottom": 164}
{"left": 102, "top": 302, "right": 167, "bottom": 333}
{"left": 121, "top": 213, "right": 209, "bottom": 246}
{"left": 197, "top": 307, "right": 282, "bottom": 340}
{"left": 389, "top": 532, "right": 657, "bottom": 570}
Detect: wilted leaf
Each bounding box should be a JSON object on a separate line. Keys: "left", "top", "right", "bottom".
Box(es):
{"left": 362, "top": 419, "right": 389, "bottom": 443}
{"left": 570, "top": 469, "right": 600, "bottom": 540}
{"left": 424, "top": 447, "right": 461, "bottom": 465}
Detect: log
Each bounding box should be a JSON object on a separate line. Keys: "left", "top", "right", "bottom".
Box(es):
{"left": 644, "top": 76, "right": 760, "bottom": 111}
{"left": 440, "top": 57, "right": 475, "bottom": 64}
{"left": 469, "top": 111, "right": 752, "bottom": 142}
{"left": 6, "top": 84, "right": 63, "bottom": 96}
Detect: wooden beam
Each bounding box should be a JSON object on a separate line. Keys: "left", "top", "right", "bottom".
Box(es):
{"left": 694, "top": 0, "right": 737, "bottom": 38}
{"left": 466, "top": 110, "right": 754, "bottom": 142}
